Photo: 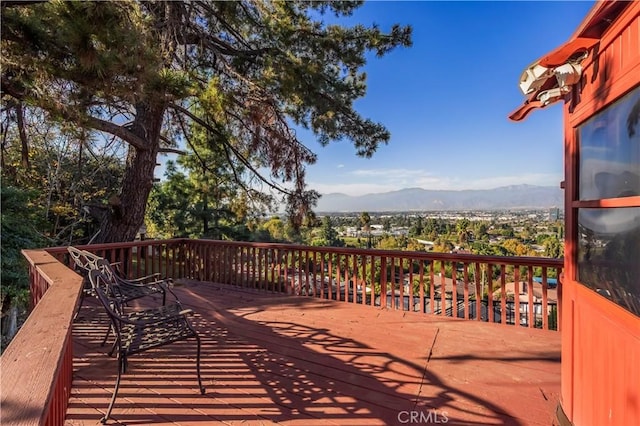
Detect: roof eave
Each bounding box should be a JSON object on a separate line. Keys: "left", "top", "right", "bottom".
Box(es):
{"left": 509, "top": 0, "right": 632, "bottom": 122}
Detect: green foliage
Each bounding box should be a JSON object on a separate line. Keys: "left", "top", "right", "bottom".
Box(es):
{"left": 498, "top": 224, "right": 515, "bottom": 238}
{"left": 433, "top": 238, "right": 454, "bottom": 253}
{"left": 377, "top": 235, "right": 407, "bottom": 250}
{"left": 146, "top": 115, "right": 269, "bottom": 241}
{"left": 146, "top": 163, "right": 193, "bottom": 238}
{"left": 543, "top": 235, "right": 563, "bottom": 258}
{"left": 408, "top": 216, "right": 423, "bottom": 237}
{"left": 359, "top": 212, "right": 371, "bottom": 230}
{"left": 259, "top": 216, "right": 287, "bottom": 242}
{"left": 474, "top": 222, "right": 489, "bottom": 240}
{"left": 1, "top": 186, "right": 46, "bottom": 308}
{"left": 2, "top": 1, "right": 413, "bottom": 240}
{"left": 471, "top": 241, "right": 492, "bottom": 255}
{"left": 501, "top": 238, "right": 530, "bottom": 256}
{"left": 2, "top": 1, "right": 162, "bottom": 104}
{"left": 312, "top": 216, "right": 344, "bottom": 247}
{"left": 1, "top": 111, "right": 125, "bottom": 244}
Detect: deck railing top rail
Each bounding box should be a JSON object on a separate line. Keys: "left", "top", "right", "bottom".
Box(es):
{"left": 44, "top": 238, "right": 563, "bottom": 267}
{"left": 1, "top": 250, "right": 82, "bottom": 426}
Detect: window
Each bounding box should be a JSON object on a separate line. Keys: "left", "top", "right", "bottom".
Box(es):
{"left": 576, "top": 85, "right": 640, "bottom": 316}
{"left": 577, "top": 207, "right": 640, "bottom": 314}
{"left": 579, "top": 87, "right": 640, "bottom": 200}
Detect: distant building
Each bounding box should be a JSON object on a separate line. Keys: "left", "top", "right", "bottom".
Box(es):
{"left": 548, "top": 207, "right": 560, "bottom": 221}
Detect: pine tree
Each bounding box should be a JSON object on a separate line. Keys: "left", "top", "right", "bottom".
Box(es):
{"left": 2, "top": 1, "right": 412, "bottom": 242}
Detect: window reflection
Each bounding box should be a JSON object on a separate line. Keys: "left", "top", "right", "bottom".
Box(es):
{"left": 579, "top": 86, "right": 640, "bottom": 200}
{"left": 577, "top": 207, "right": 640, "bottom": 316}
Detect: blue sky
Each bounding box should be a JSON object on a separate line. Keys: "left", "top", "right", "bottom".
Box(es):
{"left": 296, "top": 0, "right": 596, "bottom": 196}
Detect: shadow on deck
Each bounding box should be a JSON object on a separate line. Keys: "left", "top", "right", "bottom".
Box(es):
{"left": 66, "top": 280, "right": 560, "bottom": 426}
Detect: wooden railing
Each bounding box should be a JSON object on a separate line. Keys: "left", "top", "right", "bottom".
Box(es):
{"left": 177, "top": 240, "right": 563, "bottom": 331}
{"left": 48, "top": 239, "right": 563, "bottom": 331}
{"left": 0, "top": 250, "right": 82, "bottom": 426}
{"left": 4, "top": 239, "right": 563, "bottom": 426}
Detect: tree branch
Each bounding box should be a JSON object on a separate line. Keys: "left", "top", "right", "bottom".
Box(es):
{"left": 174, "top": 110, "right": 264, "bottom": 205}
{"left": 158, "top": 147, "right": 186, "bottom": 155}
{"left": 169, "top": 102, "right": 294, "bottom": 196}
{"left": 84, "top": 115, "right": 148, "bottom": 150}
{"left": 2, "top": 79, "right": 149, "bottom": 150}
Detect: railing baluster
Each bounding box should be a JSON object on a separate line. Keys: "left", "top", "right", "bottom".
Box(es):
{"left": 370, "top": 254, "right": 377, "bottom": 307}
{"left": 542, "top": 267, "right": 549, "bottom": 330}
{"left": 256, "top": 247, "right": 262, "bottom": 290}
{"left": 475, "top": 262, "right": 481, "bottom": 321}
{"left": 327, "top": 253, "right": 333, "bottom": 299}
{"left": 360, "top": 254, "right": 365, "bottom": 304}
{"left": 528, "top": 266, "right": 535, "bottom": 328}
{"left": 439, "top": 260, "right": 446, "bottom": 317}
{"left": 514, "top": 267, "right": 521, "bottom": 327}
{"left": 462, "top": 263, "right": 469, "bottom": 320}
{"left": 296, "top": 249, "right": 302, "bottom": 295}
{"left": 500, "top": 264, "right": 507, "bottom": 326}
{"left": 487, "top": 263, "right": 494, "bottom": 324}
{"left": 251, "top": 245, "right": 256, "bottom": 288}
{"left": 350, "top": 254, "right": 356, "bottom": 304}
{"left": 408, "top": 259, "right": 414, "bottom": 312}
{"left": 380, "top": 256, "right": 387, "bottom": 308}
{"left": 418, "top": 260, "right": 425, "bottom": 313}
{"left": 305, "top": 250, "right": 311, "bottom": 296}
{"left": 398, "top": 257, "right": 404, "bottom": 311}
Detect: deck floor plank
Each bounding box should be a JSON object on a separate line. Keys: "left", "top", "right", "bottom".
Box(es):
{"left": 66, "top": 280, "right": 560, "bottom": 426}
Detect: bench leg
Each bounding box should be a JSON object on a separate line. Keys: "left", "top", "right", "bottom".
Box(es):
{"left": 102, "top": 354, "right": 125, "bottom": 424}
{"left": 73, "top": 285, "right": 87, "bottom": 321}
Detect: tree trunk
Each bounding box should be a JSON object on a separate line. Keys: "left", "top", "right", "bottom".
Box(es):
{"left": 203, "top": 190, "right": 209, "bottom": 235}
{"left": 96, "top": 103, "right": 165, "bottom": 243}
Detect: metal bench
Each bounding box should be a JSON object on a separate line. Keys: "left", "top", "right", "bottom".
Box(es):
{"left": 68, "top": 247, "right": 175, "bottom": 348}
{"left": 88, "top": 268, "right": 205, "bottom": 424}
{"left": 68, "top": 246, "right": 170, "bottom": 312}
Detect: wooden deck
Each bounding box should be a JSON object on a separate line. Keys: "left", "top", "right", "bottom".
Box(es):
{"left": 66, "top": 280, "right": 561, "bottom": 426}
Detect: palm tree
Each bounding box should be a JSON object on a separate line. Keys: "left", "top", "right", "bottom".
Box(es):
{"left": 360, "top": 212, "right": 372, "bottom": 248}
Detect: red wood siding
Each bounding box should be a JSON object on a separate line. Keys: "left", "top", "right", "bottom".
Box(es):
{"left": 562, "top": 2, "right": 640, "bottom": 425}
{"left": 569, "top": 7, "right": 640, "bottom": 126}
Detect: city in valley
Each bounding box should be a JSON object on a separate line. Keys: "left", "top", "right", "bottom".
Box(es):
{"left": 288, "top": 208, "right": 564, "bottom": 259}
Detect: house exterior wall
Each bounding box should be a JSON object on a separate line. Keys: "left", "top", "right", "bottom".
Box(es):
{"left": 561, "top": 2, "right": 640, "bottom": 425}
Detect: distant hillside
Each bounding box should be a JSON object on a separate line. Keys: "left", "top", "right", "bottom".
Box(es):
{"left": 315, "top": 185, "right": 563, "bottom": 212}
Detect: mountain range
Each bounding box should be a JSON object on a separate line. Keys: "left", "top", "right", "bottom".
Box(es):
{"left": 314, "top": 184, "right": 563, "bottom": 212}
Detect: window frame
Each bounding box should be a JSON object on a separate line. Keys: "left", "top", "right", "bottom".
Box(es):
{"left": 571, "top": 84, "right": 640, "bottom": 316}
